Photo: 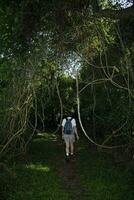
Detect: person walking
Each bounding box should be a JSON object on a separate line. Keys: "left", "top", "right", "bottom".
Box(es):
{"left": 62, "top": 113, "right": 79, "bottom": 161}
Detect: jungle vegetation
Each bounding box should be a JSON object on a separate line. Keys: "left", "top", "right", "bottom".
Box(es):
{"left": 0, "top": 0, "right": 134, "bottom": 165}
{"left": 1, "top": 1, "right": 134, "bottom": 200}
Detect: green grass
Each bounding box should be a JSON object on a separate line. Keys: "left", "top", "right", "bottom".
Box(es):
{"left": 8, "top": 165, "right": 69, "bottom": 200}
{"left": 0, "top": 133, "right": 70, "bottom": 200}
{"left": 1, "top": 132, "right": 134, "bottom": 200}
{"left": 77, "top": 137, "right": 134, "bottom": 200}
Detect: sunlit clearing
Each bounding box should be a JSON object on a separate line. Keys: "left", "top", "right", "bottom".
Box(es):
{"left": 26, "top": 164, "right": 50, "bottom": 172}
{"left": 35, "top": 132, "right": 57, "bottom": 141}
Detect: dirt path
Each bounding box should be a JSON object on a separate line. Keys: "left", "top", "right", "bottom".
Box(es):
{"left": 56, "top": 141, "right": 84, "bottom": 200}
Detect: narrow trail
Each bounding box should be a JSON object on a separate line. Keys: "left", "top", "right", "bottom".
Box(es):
{"left": 55, "top": 139, "right": 85, "bottom": 200}
{"left": 29, "top": 133, "right": 86, "bottom": 200}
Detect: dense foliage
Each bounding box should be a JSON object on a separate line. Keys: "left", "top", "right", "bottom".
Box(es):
{"left": 0, "top": 0, "right": 134, "bottom": 157}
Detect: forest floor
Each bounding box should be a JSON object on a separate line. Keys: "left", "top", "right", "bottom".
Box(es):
{"left": 1, "top": 132, "right": 134, "bottom": 200}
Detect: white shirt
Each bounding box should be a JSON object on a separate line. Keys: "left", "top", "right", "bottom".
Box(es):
{"left": 62, "top": 117, "right": 76, "bottom": 127}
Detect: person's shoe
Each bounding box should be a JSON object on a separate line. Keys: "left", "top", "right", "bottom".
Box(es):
{"left": 65, "top": 155, "right": 70, "bottom": 162}
{"left": 70, "top": 154, "right": 75, "bottom": 160}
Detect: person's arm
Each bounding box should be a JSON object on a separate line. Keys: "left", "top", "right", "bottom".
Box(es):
{"left": 74, "top": 126, "right": 79, "bottom": 140}
{"left": 61, "top": 119, "right": 65, "bottom": 139}
{"left": 73, "top": 118, "right": 79, "bottom": 140}
{"left": 62, "top": 126, "right": 64, "bottom": 139}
